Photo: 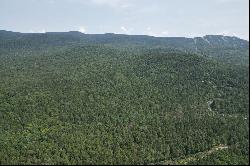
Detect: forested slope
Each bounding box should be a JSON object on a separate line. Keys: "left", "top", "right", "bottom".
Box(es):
{"left": 0, "top": 31, "right": 249, "bottom": 165}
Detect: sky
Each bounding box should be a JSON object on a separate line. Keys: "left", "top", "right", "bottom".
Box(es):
{"left": 0, "top": 0, "right": 249, "bottom": 40}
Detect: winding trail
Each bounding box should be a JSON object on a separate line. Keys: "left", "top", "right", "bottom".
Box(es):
{"left": 149, "top": 144, "right": 228, "bottom": 165}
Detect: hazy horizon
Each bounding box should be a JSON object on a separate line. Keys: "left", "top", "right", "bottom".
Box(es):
{"left": 0, "top": 0, "right": 249, "bottom": 40}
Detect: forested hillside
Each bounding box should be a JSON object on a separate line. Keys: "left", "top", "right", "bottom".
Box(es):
{"left": 0, "top": 31, "right": 249, "bottom": 165}
{"left": 1, "top": 30, "right": 249, "bottom": 66}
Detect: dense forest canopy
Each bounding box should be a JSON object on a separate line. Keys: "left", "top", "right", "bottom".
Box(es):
{"left": 0, "top": 30, "right": 249, "bottom": 165}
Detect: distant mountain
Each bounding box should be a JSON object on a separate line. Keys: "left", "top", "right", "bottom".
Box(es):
{"left": 0, "top": 30, "right": 249, "bottom": 65}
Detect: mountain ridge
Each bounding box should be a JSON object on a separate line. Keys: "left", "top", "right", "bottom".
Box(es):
{"left": 1, "top": 29, "right": 248, "bottom": 66}
{"left": 0, "top": 29, "right": 249, "bottom": 42}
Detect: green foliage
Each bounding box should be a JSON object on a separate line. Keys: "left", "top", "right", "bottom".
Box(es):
{"left": 0, "top": 31, "right": 249, "bottom": 165}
